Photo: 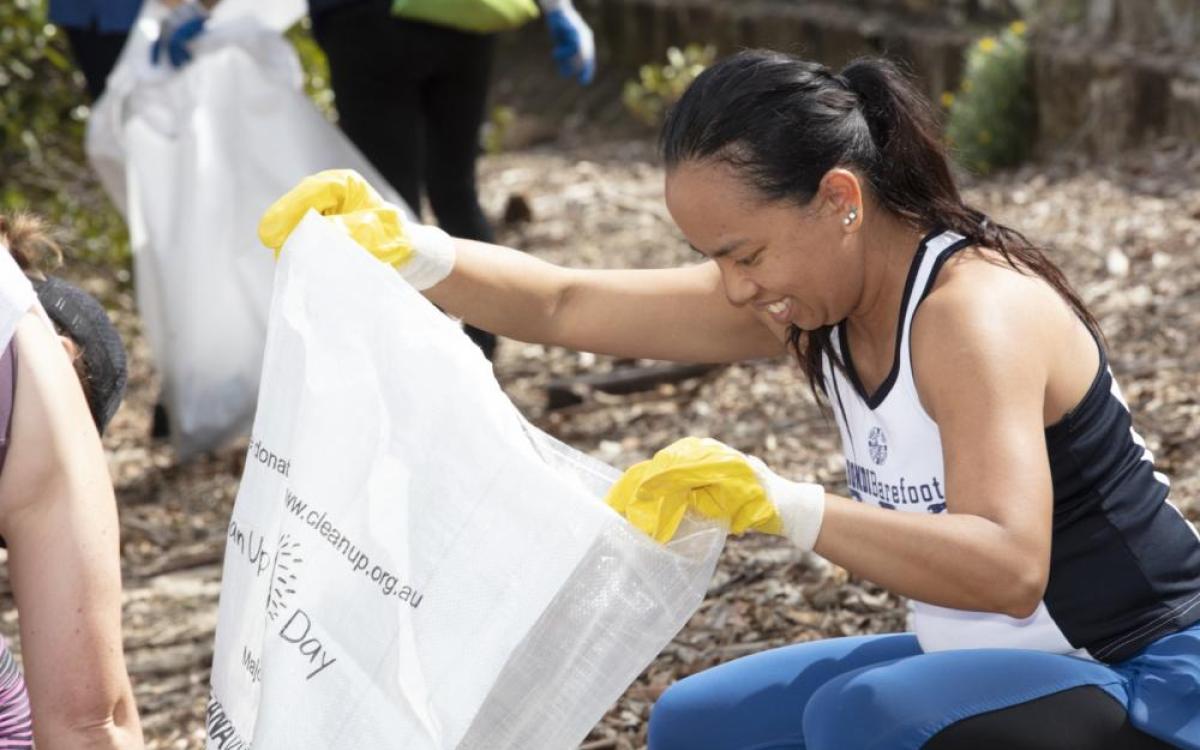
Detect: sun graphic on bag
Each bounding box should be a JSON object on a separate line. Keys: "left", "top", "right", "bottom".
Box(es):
{"left": 266, "top": 534, "right": 302, "bottom": 622}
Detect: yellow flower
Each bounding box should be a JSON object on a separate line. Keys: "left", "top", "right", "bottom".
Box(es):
{"left": 978, "top": 36, "right": 997, "bottom": 52}
{"left": 978, "top": 130, "right": 993, "bottom": 144}
{"left": 940, "top": 91, "right": 955, "bottom": 108}
{"left": 1009, "top": 20, "right": 1027, "bottom": 35}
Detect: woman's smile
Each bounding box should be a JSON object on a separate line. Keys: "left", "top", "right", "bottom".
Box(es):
{"left": 759, "top": 298, "right": 793, "bottom": 324}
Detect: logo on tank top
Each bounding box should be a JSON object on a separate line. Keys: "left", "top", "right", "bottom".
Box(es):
{"left": 868, "top": 426, "right": 888, "bottom": 465}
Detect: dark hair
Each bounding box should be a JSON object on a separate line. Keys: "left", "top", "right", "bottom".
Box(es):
{"left": 661, "top": 50, "right": 1100, "bottom": 399}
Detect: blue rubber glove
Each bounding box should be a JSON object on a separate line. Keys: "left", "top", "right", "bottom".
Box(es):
{"left": 542, "top": 0, "right": 595, "bottom": 85}
{"left": 151, "top": 2, "right": 209, "bottom": 68}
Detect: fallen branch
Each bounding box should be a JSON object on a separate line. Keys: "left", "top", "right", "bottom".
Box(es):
{"left": 545, "top": 362, "right": 721, "bottom": 410}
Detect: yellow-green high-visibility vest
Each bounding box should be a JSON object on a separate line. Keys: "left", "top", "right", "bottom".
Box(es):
{"left": 391, "top": 0, "right": 540, "bottom": 33}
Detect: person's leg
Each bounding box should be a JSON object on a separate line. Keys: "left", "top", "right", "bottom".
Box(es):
{"left": 63, "top": 25, "right": 129, "bottom": 101}
{"left": 313, "top": 5, "right": 498, "bottom": 358}
{"left": 420, "top": 30, "right": 496, "bottom": 243}
{"left": 1115, "top": 620, "right": 1200, "bottom": 749}
{"left": 801, "top": 647, "right": 1169, "bottom": 750}
{"left": 420, "top": 28, "right": 499, "bottom": 359}
{"left": 310, "top": 0, "right": 426, "bottom": 212}
{"left": 923, "top": 686, "right": 1172, "bottom": 749}
{"left": 648, "top": 634, "right": 922, "bottom": 750}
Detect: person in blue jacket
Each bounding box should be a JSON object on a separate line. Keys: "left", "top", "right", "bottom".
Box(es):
{"left": 47, "top": 0, "right": 143, "bottom": 100}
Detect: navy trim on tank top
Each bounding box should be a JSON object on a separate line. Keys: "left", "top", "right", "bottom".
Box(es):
{"left": 1042, "top": 347, "right": 1200, "bottom": 661}
{"left": 902, "top": 238, "right": 1200, "bottom": 661}
{"left": 838, "top": 229, "right": 968, "bottom": 410}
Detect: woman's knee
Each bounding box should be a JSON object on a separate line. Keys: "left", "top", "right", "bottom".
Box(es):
{"left": 802, "top": 668, "right": 901, "bottom": 750}
{"left": 651, "top": 636, "right": 920, "bottom": 750}
{"left": 647, "top": 676, "right": 723, "bottom": 750}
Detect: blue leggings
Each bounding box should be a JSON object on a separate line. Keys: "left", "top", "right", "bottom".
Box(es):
{"left": 648, "top": 624, "right": 1200, "bottom": 749}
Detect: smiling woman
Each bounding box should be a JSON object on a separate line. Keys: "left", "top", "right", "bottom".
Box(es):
{"left": 261, "top": 49, "right": 1200, "bottom": 750}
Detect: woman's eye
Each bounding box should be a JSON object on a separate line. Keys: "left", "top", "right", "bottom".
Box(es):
{"left": 738, "top": 250, "right": 763, "bottom": 267}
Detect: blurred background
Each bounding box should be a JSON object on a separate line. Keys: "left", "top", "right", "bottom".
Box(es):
{"left": 1, "top": 0, "right": 1198, "bottom": 747}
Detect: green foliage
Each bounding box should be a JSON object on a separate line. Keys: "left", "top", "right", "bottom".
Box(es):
{"left": 481, "top": 105, "right": 515, "bottom": 156}
{"left": 623, "top": 44, "right": 716, "bottom": 128}
{"left": 943, "top": 20, "right": 1034, "bottom": 175}
{"left": 285, "top": 18, "right": 335, "bottom": 120}
{"left": 0, "top": 0, "right": 83, "bottom": 164}
{"left": 0, "top": 0, "right": 128, "bottom": 268}
{"left": 0, "top": 7, "right": 336, "bottom": 274}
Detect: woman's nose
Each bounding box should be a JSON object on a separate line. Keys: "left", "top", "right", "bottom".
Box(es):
{"left": 720, "top": 264, "right": 758, "bottom": 307}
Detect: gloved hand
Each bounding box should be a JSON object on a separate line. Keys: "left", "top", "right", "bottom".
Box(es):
{"left": 541, "top": 0, "right": 595, "bottom": 85}
{"left": 604, "top": 437, "right": 826, "bottom": 548}
{"left": 151, "top": 1, "right": 209, "bottom": 68}
{"left": 258, "top": 170, "right": 455, "bottom": 291}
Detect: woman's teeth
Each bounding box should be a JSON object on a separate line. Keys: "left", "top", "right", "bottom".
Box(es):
{"left": 767, "top": 301, "right": 787, "bottom": 315}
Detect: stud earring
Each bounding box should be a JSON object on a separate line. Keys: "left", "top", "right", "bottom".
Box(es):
{"left": 843, "top": 207, "right": 858, "bottom": 226}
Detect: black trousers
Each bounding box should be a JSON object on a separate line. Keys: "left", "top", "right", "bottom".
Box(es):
{"left": 312, "top": 1, "right": 500, "bottom": 357}
{"left": 63, "top": 25, "right": 129, "bottom": 101}
{"left": 924, "top": 686, "right": 1175, "bottom": 749}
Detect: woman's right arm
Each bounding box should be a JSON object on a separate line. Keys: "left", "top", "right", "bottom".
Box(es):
{"left": 0, "top": 314, "right": 143, "bottom": 749}
{"left": 258, "top": 170, "right": 785, "bottom": 362}
{"left": 426, "top": 239, "right": 786, "bottom": 363}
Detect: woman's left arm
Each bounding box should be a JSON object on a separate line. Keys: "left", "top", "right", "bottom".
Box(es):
{"left": 0, "top": 313, "right": 143, "bottom": 749}
{"left": 812, "top": 271, "right": 1060, "bottom": 618}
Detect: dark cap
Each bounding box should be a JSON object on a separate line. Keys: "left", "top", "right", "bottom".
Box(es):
{"left": 33, "top": 277, "right": 128, "bottom": 434}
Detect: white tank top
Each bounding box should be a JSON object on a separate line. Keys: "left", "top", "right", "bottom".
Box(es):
{"left": 822, "top": 229, "right": 1086, "bottom": 657}
{"left": 0, "top": 245, "right": 36, "bottom": 351}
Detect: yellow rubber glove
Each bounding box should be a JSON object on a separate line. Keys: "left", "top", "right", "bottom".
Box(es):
{"left": 604, "top": 437, "right": 787, "bottom": 543}
{"left": 258, "top": 170, "right": 455, "bottom": 289}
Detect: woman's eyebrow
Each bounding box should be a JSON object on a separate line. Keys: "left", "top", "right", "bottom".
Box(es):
{"left": 689, "top": 238, "right": 750, "bottom": 259}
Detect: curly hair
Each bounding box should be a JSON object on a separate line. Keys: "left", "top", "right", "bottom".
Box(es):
{"left": 0, "top": 212, "right": 63, "bottom": 280}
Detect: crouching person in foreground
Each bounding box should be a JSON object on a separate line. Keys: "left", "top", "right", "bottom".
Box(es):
{"left": 0, "top": 214, "right": 143, "bottom": 749}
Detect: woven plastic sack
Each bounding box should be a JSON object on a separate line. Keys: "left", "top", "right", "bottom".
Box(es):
{"left": 206, "top": 212, "right": 724, "bottom": 749}
{"left": 87, "top": 17, "right": 406, "bottom": 459}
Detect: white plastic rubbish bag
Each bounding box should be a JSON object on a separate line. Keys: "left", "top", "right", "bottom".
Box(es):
{"left": 206, "top": 213, "right": 725, "bottom": 749}
{"left": 87, "top": 18, "right": 406, "bottom": 458}
{"left": 210, "top": 0, "right": 306, "bottom": 32}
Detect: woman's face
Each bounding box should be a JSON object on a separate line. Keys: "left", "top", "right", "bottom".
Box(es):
{"left": 664, "top": 160, "right": 865, "bottom": 333}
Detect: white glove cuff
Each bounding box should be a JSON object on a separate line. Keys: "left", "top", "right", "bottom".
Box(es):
{"left": 747, "top": 456, "right": 827, "bottom": 551}
{"left": 773, "top": 481, "right": 826, "bottom": 552}
{"left": 401, "top": 223, "right": 456, "bottom": 291}
{"left": 539, "top": 0, "right": 572, "bottom": 11}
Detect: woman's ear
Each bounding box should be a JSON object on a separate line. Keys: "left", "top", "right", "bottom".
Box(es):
{"left": 58, "top": 335, "right": 79, "bottom": 362}
{"left": 817, "top": 169, "right": 865, "bottom": 229}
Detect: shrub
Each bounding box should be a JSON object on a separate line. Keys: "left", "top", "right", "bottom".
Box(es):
{"left": 943, "top": 20, "right": 1033, "bottom": 175}
{"left": 0, "top": 1, "right": 132, "bottom": 267}
{"left": 623, "top": 44, "right": 716, "bottom": 128}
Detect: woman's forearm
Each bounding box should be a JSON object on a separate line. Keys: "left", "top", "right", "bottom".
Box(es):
{"left": 424, "top": 239, "right": 574, "bottom": 345}
{"left": 37, "top": 699, "right": 144, "bottom": 750}
{"left": 814, "top": 494, "right": 1048, "bottom": 618}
